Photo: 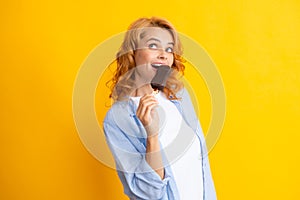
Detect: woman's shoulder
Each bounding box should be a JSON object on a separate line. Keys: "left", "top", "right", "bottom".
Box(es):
{"left": 174, "top": 87, "right": 198, "bottom": 114}
{"left": 175, "top": 87, "right": 190, "bottom": 99}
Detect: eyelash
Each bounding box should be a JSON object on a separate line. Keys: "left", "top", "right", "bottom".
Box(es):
{"left": 148, "top": 43, "right": 173, "bottom": 53}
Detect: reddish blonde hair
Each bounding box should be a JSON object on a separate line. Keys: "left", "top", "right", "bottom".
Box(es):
{"left": 108, "top": 17, "right": 186, "bottom": 100}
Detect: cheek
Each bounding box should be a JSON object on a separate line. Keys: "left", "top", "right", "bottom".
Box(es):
{"left": 134, "top": 50, "right": 154, "bottom": 66}
{"left": 169, "top": 55, "right": 174, "bottom": 66}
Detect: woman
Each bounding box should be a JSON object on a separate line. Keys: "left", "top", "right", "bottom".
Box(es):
{"left": 103, "top": 17, "right": 217, "bottom": 200}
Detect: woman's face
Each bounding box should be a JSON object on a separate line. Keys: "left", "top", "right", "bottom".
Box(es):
{"left": 133, "top": 27, "right": 174, "bottom": 84}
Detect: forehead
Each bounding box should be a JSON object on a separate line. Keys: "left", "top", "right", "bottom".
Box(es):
{"left": 139, "top": 27, "right": 174, "bottom": 43}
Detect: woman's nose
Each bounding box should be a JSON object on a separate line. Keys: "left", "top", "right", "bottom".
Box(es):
{"left": 158, "top": 49, "right": 167, "bottom": 60}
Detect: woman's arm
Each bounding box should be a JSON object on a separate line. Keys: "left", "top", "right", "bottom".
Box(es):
{"left": 103, "top": 106, "right": 170, "bottom": 199}
{"left": 146, "top": 135, "right": 164, "bottom": 179}
{"left": 136, "top": 94, "right": 164, "bottom": 179}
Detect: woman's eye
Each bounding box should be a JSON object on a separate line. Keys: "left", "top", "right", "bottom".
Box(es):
{"left": 166, "top": 47, "right": 173, "bottom": 53}
{"left": 148, "top": 43, "right": 158, "bottom": 49}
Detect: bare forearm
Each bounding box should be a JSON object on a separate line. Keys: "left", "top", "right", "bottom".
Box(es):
{"left": 146, "top": 135, "right": 164, "bottom": 179}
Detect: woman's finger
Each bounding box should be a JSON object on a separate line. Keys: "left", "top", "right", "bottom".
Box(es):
{"left": 137, "top": 101, "right": 158, "bottom": 120}
{"left": 137, "top": 95, "right": 157, "bottom": 114}
{"left": 136, "top": 96, "right": 158, "bottom": 125}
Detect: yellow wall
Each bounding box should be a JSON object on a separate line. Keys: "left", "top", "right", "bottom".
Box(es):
{"left": 1, "top": 0, "right": 300, "bottom": 199}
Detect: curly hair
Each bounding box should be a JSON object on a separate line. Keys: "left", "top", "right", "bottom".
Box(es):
{"left": 108, "top": 17, "right": 186, "bottom": 101}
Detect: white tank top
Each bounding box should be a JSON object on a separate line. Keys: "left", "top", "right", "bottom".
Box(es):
{"left": 130, "top": 92, "right": 203, "bottom": 200}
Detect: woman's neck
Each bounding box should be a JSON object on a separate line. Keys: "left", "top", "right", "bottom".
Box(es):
{"left": 132, "top": 84, "right": 154, "bottom": 97}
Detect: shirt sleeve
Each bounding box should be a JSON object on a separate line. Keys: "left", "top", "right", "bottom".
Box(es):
{"left": 103, "top": 110, "right": 171, "bottom": 200}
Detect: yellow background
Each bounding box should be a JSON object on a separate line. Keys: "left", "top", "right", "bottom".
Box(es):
{"left": 1, "top": 0, "right": 299, "bottom": 199}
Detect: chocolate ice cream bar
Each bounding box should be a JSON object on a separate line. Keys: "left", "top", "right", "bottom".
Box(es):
{"left": 151, "top": 64, "right": 172, "bottom": 91}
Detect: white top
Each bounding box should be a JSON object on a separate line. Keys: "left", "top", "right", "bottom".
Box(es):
{"left": 130, "top": 92, "right": 203, "bottom": 200}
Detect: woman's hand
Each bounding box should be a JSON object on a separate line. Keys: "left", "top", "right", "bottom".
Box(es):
{"left": 136, "top": 94, "right": 159, "bottom": 136}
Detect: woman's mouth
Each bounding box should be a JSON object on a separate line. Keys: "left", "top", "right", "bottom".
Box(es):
{"left": 151, "top": 63, "right": 168, "bottom": 69}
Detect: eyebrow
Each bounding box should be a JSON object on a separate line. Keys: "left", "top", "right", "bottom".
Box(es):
{"left": 146, "top": 37, "right": 174, "bottom": 46}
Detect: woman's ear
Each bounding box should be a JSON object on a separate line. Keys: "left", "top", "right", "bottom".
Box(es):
{"left": 128, "top": 52, "right": 135, "bottom": 65}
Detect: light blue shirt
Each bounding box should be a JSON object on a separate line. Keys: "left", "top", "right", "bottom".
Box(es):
{"left": 103, "top": 88, "right": 217, "bottom": 200}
